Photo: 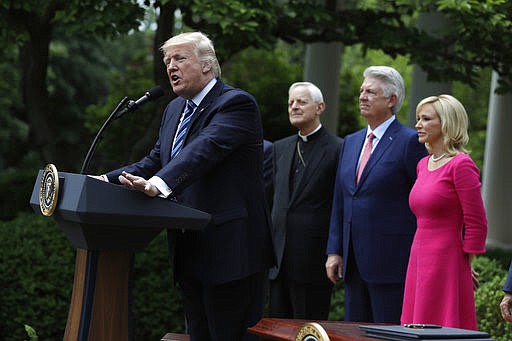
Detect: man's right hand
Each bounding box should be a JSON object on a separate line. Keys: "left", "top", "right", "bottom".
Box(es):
{"left": 88, "top": 175, "right": 107, "bottom": 181}
{"left": 326, "top": 254, "right": 343, "bottom": 284}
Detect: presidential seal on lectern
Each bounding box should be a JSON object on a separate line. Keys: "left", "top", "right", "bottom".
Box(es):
{"left": 295, "top": 322, "right": 330, "bottom": 341}
{"left": 39, "top": 163, "right": 59, "bottom": 216}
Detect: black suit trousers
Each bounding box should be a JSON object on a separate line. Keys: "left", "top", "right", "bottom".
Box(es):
{"left": 269, "top": 265, "right": 332, "bottom": 320}
{"left": 180, "top": 271, "right": 265, "bottom": 341}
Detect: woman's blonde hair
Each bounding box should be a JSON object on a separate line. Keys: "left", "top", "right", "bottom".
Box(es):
{"left": 416, "top": 94, "right": 470, "bottom": 156}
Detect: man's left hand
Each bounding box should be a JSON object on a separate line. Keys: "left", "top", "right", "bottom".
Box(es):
{"left": 501, "top": 293, "right": 512, "bottom": 323}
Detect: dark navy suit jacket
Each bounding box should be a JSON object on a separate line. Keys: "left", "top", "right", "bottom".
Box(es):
{"left": 505, "top": 262, "right": 512, "bottom": 293}
{"left": 106, "top": 79, "right": 274, "bottom": 286}
{"left": 326, "top": 119, "right": 427, "bottom": 284}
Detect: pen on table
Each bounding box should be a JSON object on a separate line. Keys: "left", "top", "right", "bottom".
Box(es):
{"left": 403, "top": 323, "right": 442, "bottom": 329}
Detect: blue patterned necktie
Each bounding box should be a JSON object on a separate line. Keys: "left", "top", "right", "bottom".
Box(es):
{"left": 171, "top": 100, "right": 197, "bottom": 159}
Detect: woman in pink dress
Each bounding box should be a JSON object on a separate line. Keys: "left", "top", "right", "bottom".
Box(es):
{"left": 401, "top": 94, "right": 487, "bottom": 330}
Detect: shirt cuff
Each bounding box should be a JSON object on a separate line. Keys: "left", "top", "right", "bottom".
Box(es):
{"left": 148, "top": 176, "right": 172, "bottom": 198}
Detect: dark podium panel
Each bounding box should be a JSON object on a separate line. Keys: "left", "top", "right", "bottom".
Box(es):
{"left": 248, "top": 318, "right": 379, "bottom": 340}
{"left": 30, "top": 170, "right": 211, "bottom": 341}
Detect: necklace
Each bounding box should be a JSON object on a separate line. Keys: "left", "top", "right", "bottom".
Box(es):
{"left": 431, "top": 153, "right": 446, "bottom": 162}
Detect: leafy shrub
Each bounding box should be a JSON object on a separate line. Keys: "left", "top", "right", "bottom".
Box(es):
{"left": 0, "top": 167, "right": 39, "bottom": 220}
{"left": 0, "top": 214, "right": 74, "bottom": 340}
{"left": 473, "top": 256, "right": 512, "bottom": 341}
{"left": 24, "top": 325, "right": 38, "bottom": 341}
{"left": 328, "top": 281, "right": 344, "bottom": 321}
{"left": 0, "top": 213, "right": 185, "bottom": 340}
{"left": 132, "top": 232, "right": 185, "bottom": 339}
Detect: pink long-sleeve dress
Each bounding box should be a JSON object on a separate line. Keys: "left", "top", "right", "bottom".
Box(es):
{"left": 401, "top": 153, "right": 487, "bottom": 330}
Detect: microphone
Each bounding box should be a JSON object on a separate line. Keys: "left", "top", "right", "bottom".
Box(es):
{"left": 80, "top": 85, "right": 164, "bottom": 174}
{"left": 115, "top": 85, "right": 165, "bottom": 119}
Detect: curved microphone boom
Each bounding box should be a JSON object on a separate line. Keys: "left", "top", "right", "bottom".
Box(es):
{"left": 80, "top": 86, "right": 165, "bottom": 174}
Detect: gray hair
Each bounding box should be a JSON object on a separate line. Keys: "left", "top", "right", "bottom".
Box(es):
{"left": 289, "top": 82, "right": 324, "bottom": 104}
{"left": 160, "top": 31, "right": 221, "bottom": 78}
{"left": 363, "top": 66, "right": 405, "bottom": 115}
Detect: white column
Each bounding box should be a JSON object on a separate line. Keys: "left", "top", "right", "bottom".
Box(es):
{"left": 407, "top": 12, "right": 452, "bottom": 126}
{"left": 303, "top": 42, "right": 343, "bottom": 134}
{"left": 408, "top": 65, "right": 452, "bottom": 126}
{"left": 482, "top": 71, "right": 512, "bottom": 250}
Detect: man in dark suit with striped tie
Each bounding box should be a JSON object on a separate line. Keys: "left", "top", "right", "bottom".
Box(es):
{"left": 101, "top": 31, "right": 274, "bottom": 340}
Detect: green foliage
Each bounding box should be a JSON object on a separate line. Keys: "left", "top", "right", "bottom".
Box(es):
{"left": 0, "top": 48, "right": 27, "bottom": 171}
{"left": 178, "top": 0, "right": 512, "bottom": 93}
{"left": 0, "top": 213, "right": 185, "bottom": 340}
{"left": 410, "top": 0, "right": 512, "bottom": 92}
{"left": 328, "top": 281, "right": 345, "bottom": 321}
{"left": 82, "top": 31, "right": 164, "bottom": 173}
{"left": 182, "top": 0, "right": 278, "bottom": 61}
{"left": 222, "top": 42, "right": 303, "bottom": 141}
{"left": 452, "top": 69, "right": 492, "bottom": 171}
{"left": 0, "top": 214, "right": 74, "bottom": 340}
{"left": 473, "top": 256, "right": 512, "bottom": 341}
{"left": 132, "top": 233, "right": 185, "bottom": 339}
{"left": 0, "top": 167, "right": 39, "bottom": 220}
{"left": 24, "top": 325, "right": 38, "bottom": 341}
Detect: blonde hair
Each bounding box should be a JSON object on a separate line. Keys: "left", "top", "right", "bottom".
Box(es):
{"left": 416, "top": 94, "right": 469, "bottom": 156}
{"left": 160, "top": 31, "right": 221, "bottom": 78}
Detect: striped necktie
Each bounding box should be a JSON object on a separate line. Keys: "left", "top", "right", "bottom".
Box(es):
{"left": 171, "top": 100, "right": 197, "bottom": 159}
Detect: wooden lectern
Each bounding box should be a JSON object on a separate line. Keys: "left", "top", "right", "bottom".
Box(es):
{"left": 30, "top": 170, "right": 211, "bottom": 341}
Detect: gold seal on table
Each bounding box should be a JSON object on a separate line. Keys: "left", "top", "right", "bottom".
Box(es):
{"left": 39, "top": 163, "right": 59, "bottom": 216}
{"left": 295, "top": 322, "right": 330, "bottom": 341}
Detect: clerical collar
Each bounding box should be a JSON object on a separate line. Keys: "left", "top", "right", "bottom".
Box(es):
{"left": 298, "top": 124, "right": 322, "bottom": 142}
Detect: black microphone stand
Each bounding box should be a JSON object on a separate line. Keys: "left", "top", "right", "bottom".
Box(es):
{"left": 80, "top": 97, "right": 130, "bottom": 174}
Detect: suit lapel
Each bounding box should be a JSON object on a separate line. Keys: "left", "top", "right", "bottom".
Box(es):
{"left": 188, "top": 79, "right": 224, "bottom": 129}
{"left": 289, "top": 131, "right": 328, "bottom": 205}
{"left": 357, "top": 120, "right": 400, "bottom": 186}
{"left": 276, "top": 138, "right": 295, "bottom": 207}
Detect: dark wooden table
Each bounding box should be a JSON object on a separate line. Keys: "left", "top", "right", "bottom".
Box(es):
{"left": 161, "top": 319, "right": 383, "bottom": 340}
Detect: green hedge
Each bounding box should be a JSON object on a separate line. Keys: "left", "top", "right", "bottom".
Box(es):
{"left": 0, "top": 213, "right": 183, "bottom": 340}
{"left": 0, "top": 214, "right": 73, "bottom": 340}
{"left": 1, "top": 213, "right": 511, "bottom": 340}
{"left": 0, "top": 167, "right": 38, "bottom": 220}
{"left": 473, "top": 256, "right": 512, "bottom": 341}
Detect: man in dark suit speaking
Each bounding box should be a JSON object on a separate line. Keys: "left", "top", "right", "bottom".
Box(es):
{"left": 100, "top": 31, "right": 274, "bottom": 340}
{"left": 325, "top": 66, "right": 427, "bottom": 324}
{"left": 269, "top": 82, "right": 343, "bottom": 320}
